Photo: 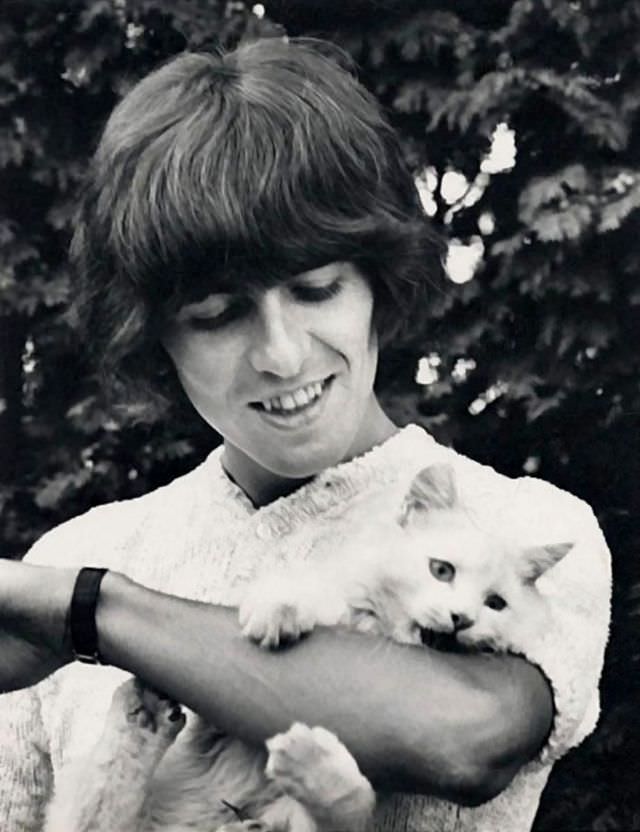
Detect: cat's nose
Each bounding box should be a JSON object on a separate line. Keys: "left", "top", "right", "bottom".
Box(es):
{"left": 451, "top": 612, "right": 473, "bottom": 632}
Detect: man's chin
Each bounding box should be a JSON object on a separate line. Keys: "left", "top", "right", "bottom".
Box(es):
{"left": 261, "top": 437, "right": 355, "bottom": 479}
{"left": 263, "top": 453, "right": 340, "bottom": 481}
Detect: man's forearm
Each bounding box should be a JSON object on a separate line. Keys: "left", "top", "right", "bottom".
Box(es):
{"left": 96, "top": 572, "right": 553, "bottom": 804}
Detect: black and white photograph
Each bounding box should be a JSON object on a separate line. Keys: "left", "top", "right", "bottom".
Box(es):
{"left": 0, "top": 1, "right": 638, "bottom": 830}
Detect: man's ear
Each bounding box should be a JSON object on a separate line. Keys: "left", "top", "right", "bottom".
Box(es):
{"left": 397, "top": 464, "right": 457, "bottom": 527}
{"left": 520, "top": 542, "right": 574, "bottom": 583}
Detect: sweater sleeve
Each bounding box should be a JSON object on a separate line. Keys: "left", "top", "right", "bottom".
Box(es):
{"left": 0, "top": 521, "right": 82, "bottom": 831}
{"left": 0, "top": 686, "right": 52, "bottom": 831}
{"left": 515, "top": 491, "right": 612, "bottom": 765}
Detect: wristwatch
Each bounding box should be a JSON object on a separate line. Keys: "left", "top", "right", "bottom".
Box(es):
{"left": 69, "top": 567, "right": 109, "bottom": 664}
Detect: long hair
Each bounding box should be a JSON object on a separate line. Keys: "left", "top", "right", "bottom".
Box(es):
{"left": 71, "top": 38, "right": 447, "bottom": 418}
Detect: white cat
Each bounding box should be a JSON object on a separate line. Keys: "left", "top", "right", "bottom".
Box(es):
{"left": 46, "top": 464, "right": 570, "bottom": 832}
{"left": 240, "top": 463, "right": 572, "bottom": 656}
{"left": 45, "top": 677, "right": 374, "bottom": 832}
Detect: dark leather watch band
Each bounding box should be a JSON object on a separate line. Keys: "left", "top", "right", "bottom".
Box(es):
{"left": 69, "top": 567, "right": 109, "bottom": 664}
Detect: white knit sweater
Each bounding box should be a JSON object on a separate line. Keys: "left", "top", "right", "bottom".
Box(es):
{"left": 0, "top": 425, "right": 611, "bottom": 832}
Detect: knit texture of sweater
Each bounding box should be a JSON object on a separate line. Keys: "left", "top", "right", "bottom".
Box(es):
{"left": 0, "top": 425, "right": 611, "bottom": 831}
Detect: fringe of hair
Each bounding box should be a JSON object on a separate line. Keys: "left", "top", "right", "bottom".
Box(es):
{"left": 70, "top": 38, "right": 448, "bottom": 420}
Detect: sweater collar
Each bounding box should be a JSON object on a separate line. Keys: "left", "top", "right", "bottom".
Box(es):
{"left": 207, "top": 424, "right": 435, "bottom": 537}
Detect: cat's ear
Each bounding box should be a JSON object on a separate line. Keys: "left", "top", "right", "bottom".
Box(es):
{"left": 398, "top": 464, "right": 458, "bottom": 527}
{"left": 520, "top": 542, "right": 573, "bottom": 583}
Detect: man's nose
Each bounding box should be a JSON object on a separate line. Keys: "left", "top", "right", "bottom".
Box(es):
{"left": 247, "top": 291, "right": 310, "bottom": 377}
{"left": 451, "top": 612, "right": 473, "bottom": 632}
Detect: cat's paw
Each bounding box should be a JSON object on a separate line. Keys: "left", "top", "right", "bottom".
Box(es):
{"left": 238, "top": 581, "right": 316, "bottom": 649}
{"left": 112, "top": 678, "right": 186, "bottom": 741}
{"left": 265, "top": 723, "right": 374, "bottom": 816}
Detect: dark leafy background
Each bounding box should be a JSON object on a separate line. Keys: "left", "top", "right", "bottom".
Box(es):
{"left": 0, "top": 1, "right": 638, "bottom": 828}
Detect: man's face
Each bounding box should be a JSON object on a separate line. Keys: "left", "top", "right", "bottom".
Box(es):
{"left": 162, "top": 262, "right": 384, "bottom": 481}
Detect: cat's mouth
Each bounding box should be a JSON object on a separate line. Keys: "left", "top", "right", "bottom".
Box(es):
{"left": 420, "top": 627, "right": 469, "bottom": 653}
{"left": 420, "top": 627, "right": 496, "bottom": 655}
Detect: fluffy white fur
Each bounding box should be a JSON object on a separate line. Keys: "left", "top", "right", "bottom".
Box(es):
{"left": 45, "top": 464, "right": 570, "bottom": 832}
{"left": 45, "top": 677, "right": 374, "bottom": 832}
{"left": 240, "top": 463, "right": 572, "bottom": 654}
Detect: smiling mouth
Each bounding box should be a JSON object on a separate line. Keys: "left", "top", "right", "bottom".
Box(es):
{"left": 250, "top": 375, "right": 335, "bottom": 416}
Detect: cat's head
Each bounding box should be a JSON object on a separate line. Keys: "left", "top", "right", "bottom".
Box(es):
{"left": 397, "top": 464, "right": 573, "bottom": 650}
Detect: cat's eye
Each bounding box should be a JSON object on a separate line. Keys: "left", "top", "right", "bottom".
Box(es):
{"left": 485, "top": 593, "right": 507, "bottom": 611}
{"left": 429, "top": 559, "right": 455, "bottom": 582}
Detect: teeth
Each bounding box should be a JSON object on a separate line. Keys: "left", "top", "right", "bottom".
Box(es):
{"left": 293, "top": 389, "right": 310, "bottom": 407}
{"left": 260, "top": 380, "right": 327, "bottom": 413}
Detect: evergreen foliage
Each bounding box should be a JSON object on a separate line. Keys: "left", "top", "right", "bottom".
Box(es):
{"left": 1, "top": 1, "right": 638, "bottom": 827}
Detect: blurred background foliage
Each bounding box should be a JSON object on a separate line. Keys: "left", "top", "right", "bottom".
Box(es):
{"left": 0, "top": 0, "right": 638, "bottom": 827}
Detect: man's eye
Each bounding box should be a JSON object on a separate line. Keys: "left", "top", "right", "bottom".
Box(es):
{"left": 485, "top": 594, "right": 507, "bottom": 611}
{"left": 290, "top": 279, "right": 343, "bottom": 303}
{"left": 188, "top": 299, "right": 251, "bottom": 330}
{"left": 429, "top": 559, "right": 455, "bottom": 583}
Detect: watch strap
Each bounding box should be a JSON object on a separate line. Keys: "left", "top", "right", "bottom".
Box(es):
{"left": 69, "top": 567, "right": 109, "bottom": 664}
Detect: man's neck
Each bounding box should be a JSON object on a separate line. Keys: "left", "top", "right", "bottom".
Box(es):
{"left": 222, "top": 452, "right": 312, "bottom": 508}
{"left": 222, "top": 401, "right": 398, "bottom": 508}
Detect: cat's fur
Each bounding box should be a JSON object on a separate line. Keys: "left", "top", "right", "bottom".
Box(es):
{"left": 45, "top": 464, "right": 571, "bottom": 832}
{"left": 44, "top": 678, "right": 374, "bottom": 832}
{"left": 240, "top": 463, "right": 572, "bottom": 654}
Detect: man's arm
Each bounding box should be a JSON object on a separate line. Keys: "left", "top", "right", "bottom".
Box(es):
{"left": 96, "top": 572, "right": 553, "bottom": 806}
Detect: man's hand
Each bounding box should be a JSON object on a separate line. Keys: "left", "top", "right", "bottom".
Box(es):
{"left": 0, "top": 559, "right": 76, "bottom": 693}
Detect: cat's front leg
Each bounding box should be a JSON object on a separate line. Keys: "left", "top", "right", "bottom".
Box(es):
{"left": 238, "top": 570, "right": 327, "bottom": 649}
{"left": 264, "top": 723, "right": 375, "bottom": 832}
{"left": 44, "top": 678, "right": 185, "bottom": 832}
